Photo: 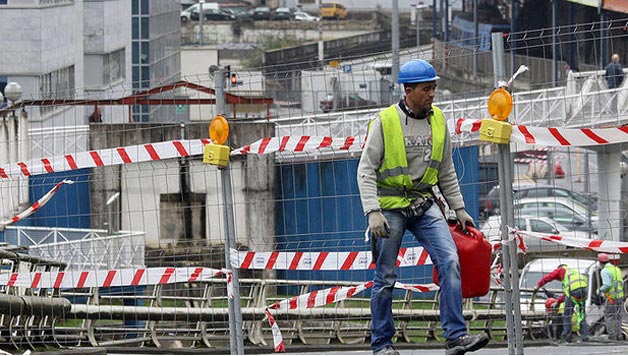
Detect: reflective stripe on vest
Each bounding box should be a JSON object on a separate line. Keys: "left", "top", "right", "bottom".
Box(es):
{"left": 604, "top": 264, "right": 625, "bottom": 299}
{"left": 561, "top": 268, "right": 587, "bottom": 297}
{"left": 371, "top": 105, "right": 446, "bottom": 209}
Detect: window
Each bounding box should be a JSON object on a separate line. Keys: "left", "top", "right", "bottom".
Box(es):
{"left": 141, "top": 0, "right": 149, "bottom": 15}
{"left": 103, "top": 48, "right": 125, "bottom": 85}
{"left": 141, "top": 17, "right": 149, "bottom": 39}
{"left": 530, "top": 219, "right": 556, "bottom": 234}
{"left": 552, "top": 189, "right": 571, "bottom": 199}
{"left": 40, "top": 66, "right": 75, "bottom": 115}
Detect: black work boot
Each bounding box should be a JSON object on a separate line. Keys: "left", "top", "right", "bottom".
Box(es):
{"left": 445, "top": 333, "right": 489, "bottom": 355}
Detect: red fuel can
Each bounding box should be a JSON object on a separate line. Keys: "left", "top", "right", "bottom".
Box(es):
{"left": 432, "top": 220, "right": 492, "bottom": 298}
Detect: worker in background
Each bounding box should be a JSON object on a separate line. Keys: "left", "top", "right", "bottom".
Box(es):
{"left": 536, "top": 263, "right": 589, "bottom": 343}
{"left": 604, "top": 53, "right": 625, "bottom": 114}
{"left": 597, "top": 253, "right": 625, "bottom": 341}
{"left": 357, "top": 59, "right": 488, "bottom": 355}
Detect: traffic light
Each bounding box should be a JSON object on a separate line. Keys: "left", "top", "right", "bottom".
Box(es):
{"left": 230, "top": 73, "right": 237, "bottom": 87}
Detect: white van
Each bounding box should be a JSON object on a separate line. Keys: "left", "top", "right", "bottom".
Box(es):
{"left": 518, "top": 257, "right": 627, "bottom": 337}
{"left": 181, "top": 2, "right": 220, "bottom": 22}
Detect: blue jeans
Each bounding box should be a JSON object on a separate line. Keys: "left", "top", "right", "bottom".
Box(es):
{"left": 370, "top": 203, "right": 467, "bottom": 352}
{"left": 562, "top": 287, "right": 589, "bottom": 341}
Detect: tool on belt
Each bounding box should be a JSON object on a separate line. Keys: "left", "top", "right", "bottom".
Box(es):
{"left": 606, "top": 292, "right": 616, "bottom": 305}
{"left": 370, "top": 198, "right": 433, "bottom": 263}
{"left": 400, "top": 197, "right": 434, "bottom": 219}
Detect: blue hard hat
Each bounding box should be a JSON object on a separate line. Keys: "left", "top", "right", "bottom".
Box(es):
{"left": 398, "top": 59, "right": 440, "bottom": 84}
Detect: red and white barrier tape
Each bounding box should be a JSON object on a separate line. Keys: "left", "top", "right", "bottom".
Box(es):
{"left": 267, "top": 281, "right": 373, "bottom": 312}
{"left": 0, "top": 267, "right": 232, "bottom": 296}
{"left": 264, "top": 309, "right": 286, "bottom": 352}
{"left": 0, "top": 179, "right": 73, "bottom": 227}
{"left": 265, "top": 280, "right": 437, "bottom": 352}
{"left": 393, "top": 281, "right": 440, "bottom": 293}
{"left": 514, "top": 229, "right": 628, "bottom": 254}
{"left": 455, "top": 118, "right": 628, "bottom": 147}
{"left": 0, "top": 139, "right": 210, "bottom": 180}
{"left": 489, "top": 228, "right": 528, "bottom": 254}
{"left": 233, "top": 247, "right": 433, "bottom": 271}
{"left": 231, "top": 135, "right": 364, "bottom": 156}
{"left": 3, "top": 123, "right": 623, "bottom": 181}
{"left": 513, "top": 157, "right": 546, "bottom": 164}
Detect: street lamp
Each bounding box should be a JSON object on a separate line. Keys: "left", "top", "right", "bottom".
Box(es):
{"left": 415, "top": 2, "right": 429, "bottom": 48}
{"left": 0, "top": 81, "right": 26, "bottom": 206}
{"left": 4, "top": 82, "right": 22, "bottom": 104}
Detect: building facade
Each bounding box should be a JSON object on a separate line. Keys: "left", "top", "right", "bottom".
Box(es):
{"left": 131, "top": 0, "right": 181, "bottom": 122}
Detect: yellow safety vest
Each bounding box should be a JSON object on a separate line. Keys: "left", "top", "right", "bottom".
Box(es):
{"left": 370, "top": 104, "right": 446, "bottom": 209}
{"left": 604, "top": 264, "right": 625, "bottom": 300}
{"left": 562, "top": 268, "right": 587, "bottom": 298}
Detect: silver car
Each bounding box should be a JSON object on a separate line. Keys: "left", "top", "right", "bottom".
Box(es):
{"left": 480, "top": 215, "right": 595, "bottom": 253}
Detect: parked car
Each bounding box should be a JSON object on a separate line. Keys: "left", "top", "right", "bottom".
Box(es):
{"left": 320, "top": 2, "right": 348, "bottom": 20}
{"left": 181, "top": 2, "right": 220, "bottom": 22}
{"left": 518, "top": 205, "right": 595, "bottom": 233}
{"left": 273, "top": 7, "right": 295, "bottom": 21}
{"left": 251, "top": 6, "right": 272, "bottom": 20}
{"left": 480, "top": 215, "right": 595, "bottom": 253}
{"left": 190, "top": 8, "right": 236, "bottom": 21}
{"left": 294, "top": 11, "right": 319, "bottom": 22}
{"left": 483, "top": 184, "right": 597, "bottom": 217}
{"left": 513, "top": 196, "right": 598, "bottom": 230}
{"left": 319, "top": 94, "right": 378, "bottom": 112}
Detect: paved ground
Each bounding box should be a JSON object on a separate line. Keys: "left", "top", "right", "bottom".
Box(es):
{"left": 275, "top": 340, "right": 628, "bottom": 355}
{"left": 39, "top": 339, "right": 628, "bottom": 355}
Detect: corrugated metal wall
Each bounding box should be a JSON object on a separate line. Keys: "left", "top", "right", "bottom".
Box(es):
{"left": 274, "top": 147, "right": 479, "bottom": 293}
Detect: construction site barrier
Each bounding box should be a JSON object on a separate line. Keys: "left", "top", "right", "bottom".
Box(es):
{"left": 1, "top": 207, "right": 626, "bottom": 351}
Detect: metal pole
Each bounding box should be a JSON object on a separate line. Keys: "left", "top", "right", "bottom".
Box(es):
{"left": 392, "top": 0, "right": 400, "bottom": 86}
{"left": 17, "top": 109, "right": 29, "bottom": 206}
{"left": 510, "top": 0, "right": 516, "bottom": 81}
{"left": 199, "top": 0, "right": 204, "bottom": 45}
{"left": 496, "top": 144, "right": 516, "bottom": 355}
{"left": 439, "top": 0, "right": 444, "bottom": 38}
{"left": 215, "top": 67, "right": 245, "bottom": 355}
{"left": 584, "top": 149, "right": 592, "bottom": 239}
{"left": 599, "top": 6, "right": 606, "bottom": 68}
{"left": 552, "top": 0, "right": 558, "bottom": 86}
{"left": 317, "top": 0, "right": 324, "bottom": 67}
{"left": 547, "top": 149, "right": 555, "bottom": 185}
{"left": 569, "top": 2, "right": 575, "bottom": 69}
{"left": 492, "top": 32, "right": 525, "bottom": 355}
{"left": 416, "top": 3, "right": 426, "bottom": 49}
{"left": 444, "top": 0, "right": 449, "bottom": 42}
{"left": 432, "top": 0, "right": 437, "bottom": 39}
{"left": 473, "top": 0, "right": 478, "bottom": 80}
{"left": 416, "top": 5, "right": 420, "bottom": 48}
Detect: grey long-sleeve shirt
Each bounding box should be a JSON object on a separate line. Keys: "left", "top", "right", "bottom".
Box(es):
{"left": 357, "top": 103, "right": 465, "bottom": 214}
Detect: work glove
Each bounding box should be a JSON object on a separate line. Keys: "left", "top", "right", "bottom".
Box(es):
{"left": 368, "top": 211, "right": 390, "bottom": 238}
{"left": 454, "top": 208, "right": 475, "bottom": 231}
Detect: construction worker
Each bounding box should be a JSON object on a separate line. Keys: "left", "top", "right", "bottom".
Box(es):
{"left": 357, "top": 59, "right": 488, "bottom": 355}
{"left": 597, "top": 253, "right": 625, "bottom": 341}
{"left": 536, "top": 263, "right": 589, "bottom": 343}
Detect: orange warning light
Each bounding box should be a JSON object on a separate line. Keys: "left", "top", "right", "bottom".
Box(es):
{"left": 487, "top": 88, "right": 513, "bottom": 121}
{"left": 209, "top": 115, "right": 229, "bottom": 145}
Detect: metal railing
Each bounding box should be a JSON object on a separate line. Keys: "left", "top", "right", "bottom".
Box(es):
{"left": 5, "top": 226, "right": 145, "bottom": 270}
